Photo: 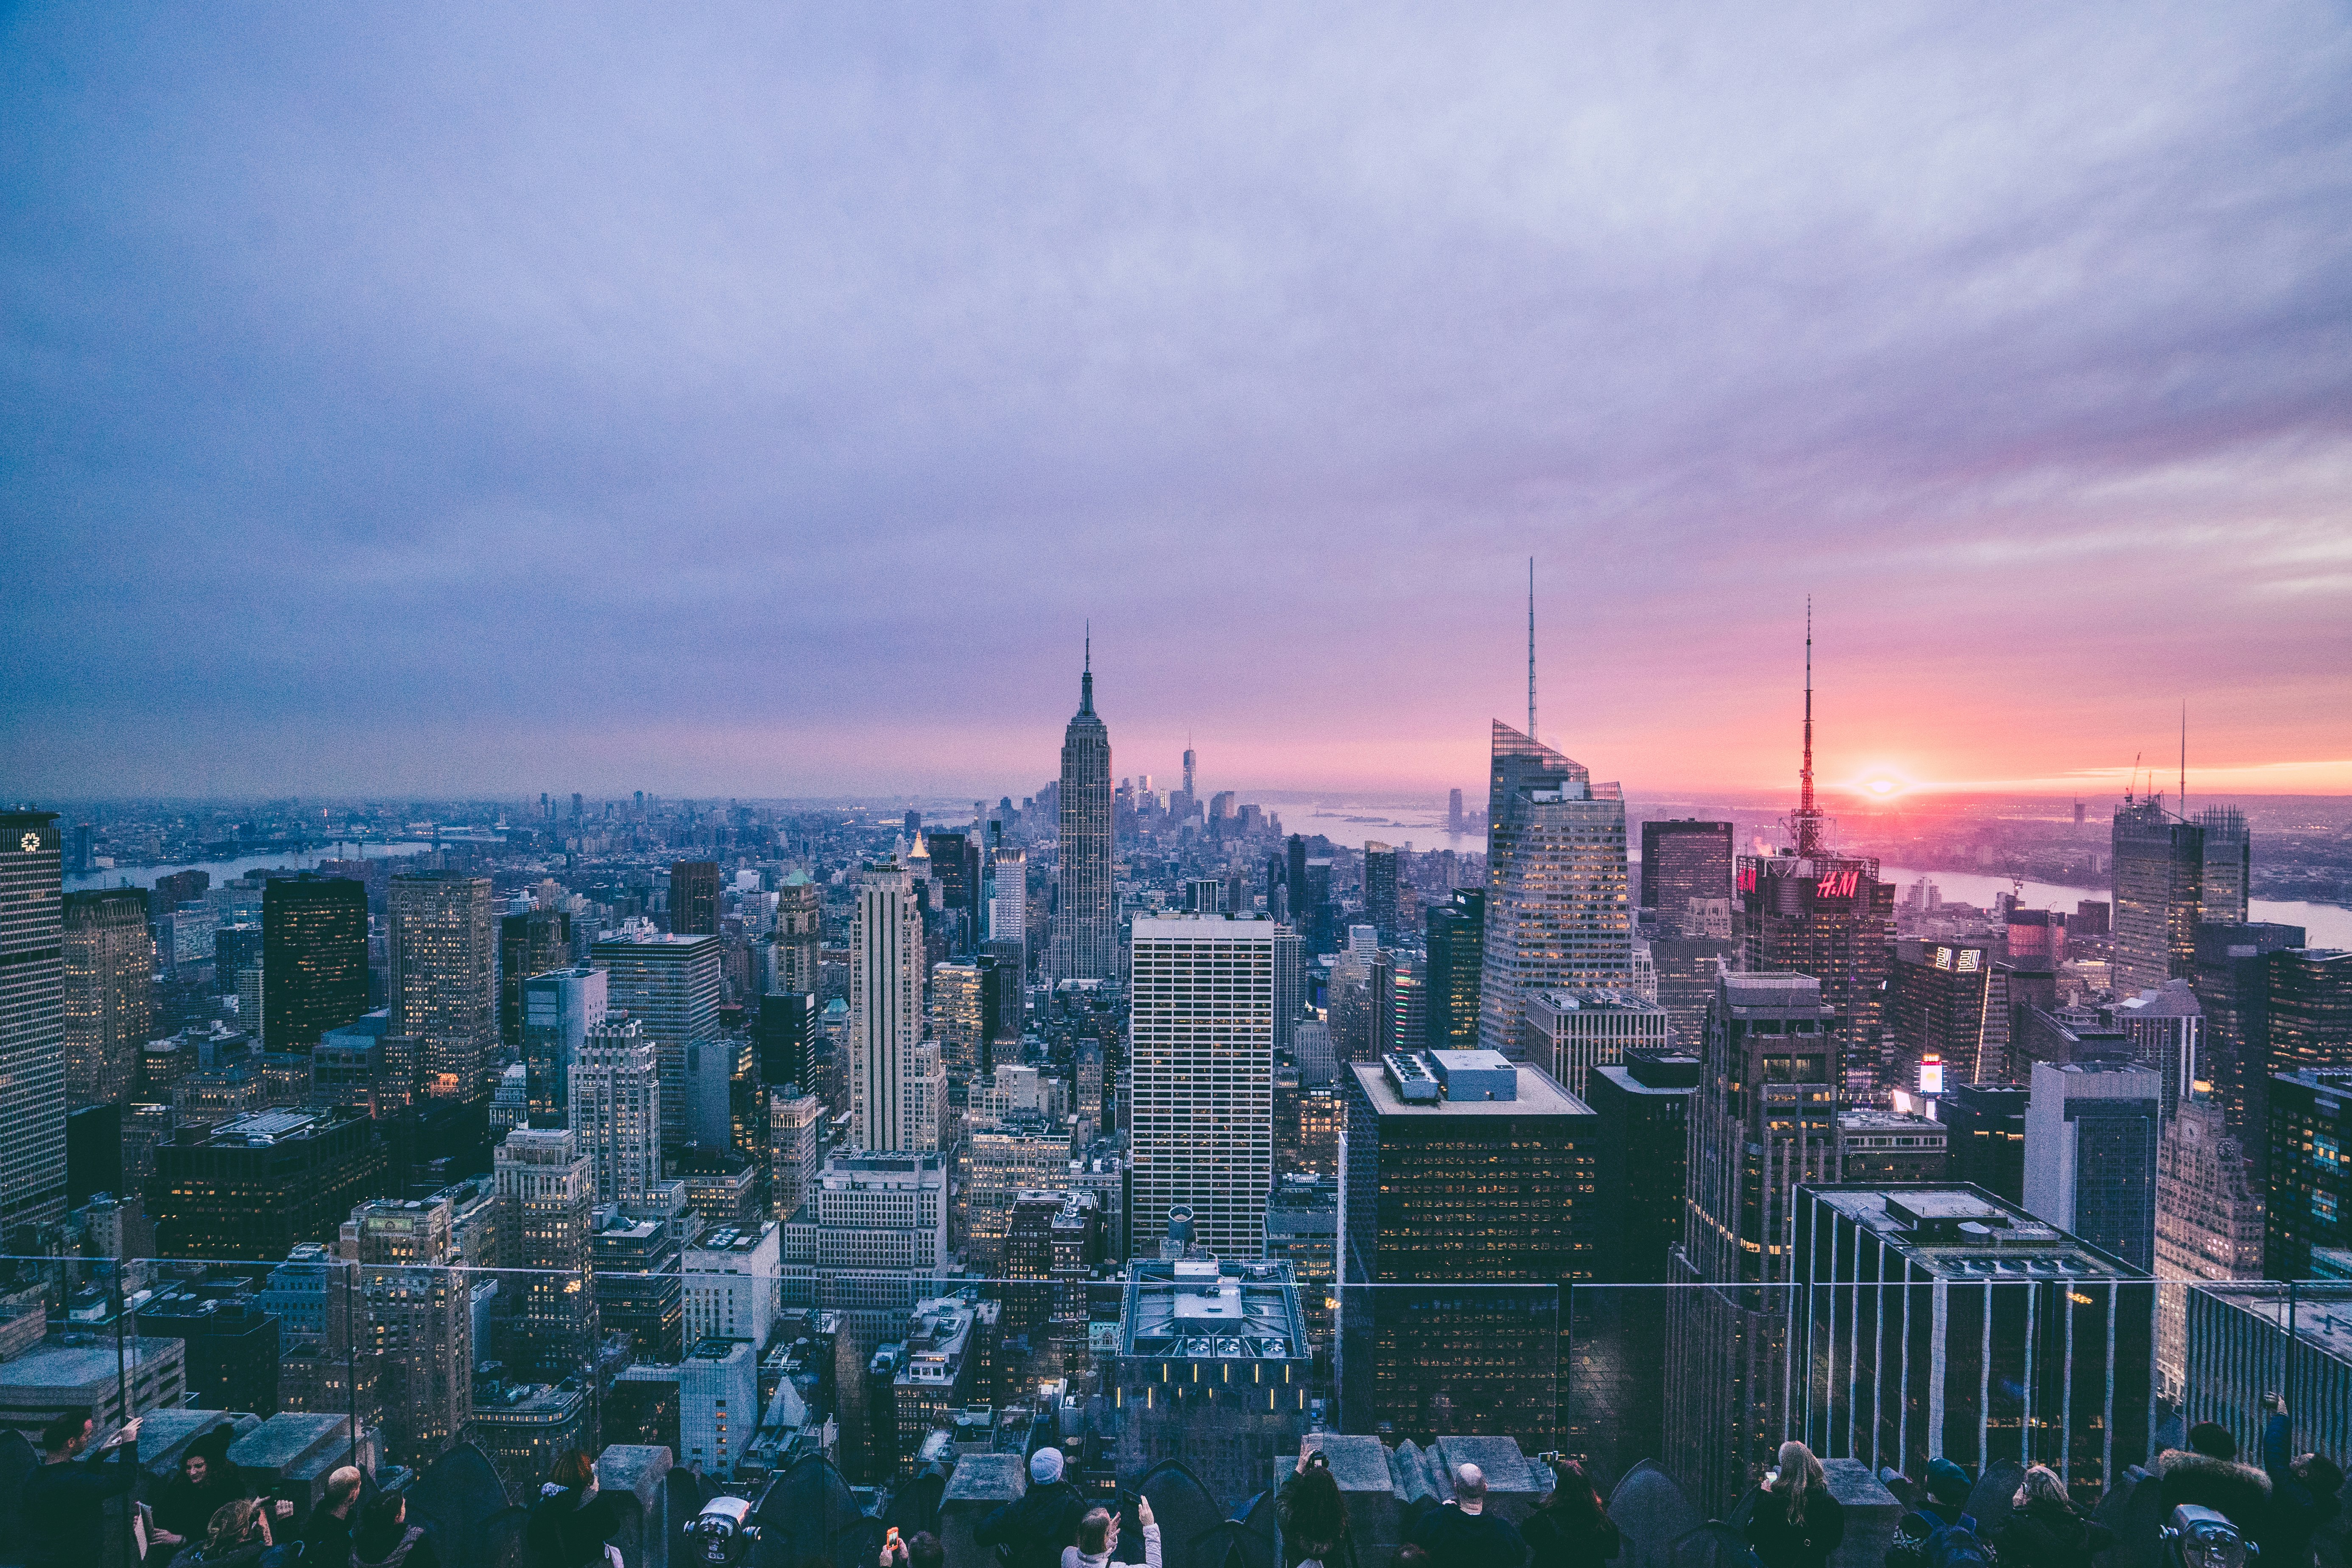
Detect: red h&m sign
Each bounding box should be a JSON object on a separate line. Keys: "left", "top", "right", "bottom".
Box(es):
{"left": 1815, "top": 868, "right": 1860, "bottom": 899}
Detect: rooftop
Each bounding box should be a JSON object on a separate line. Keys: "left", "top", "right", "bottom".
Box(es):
{"left": 1123, "top": 1258, "right": 1306, "bottom": 1361}
{"left": 1805, "top": 1184, "right": 2146, "bottom": 1280}
{"left": 1353, "top": 1059, "right": 1591, "bottom": 1118}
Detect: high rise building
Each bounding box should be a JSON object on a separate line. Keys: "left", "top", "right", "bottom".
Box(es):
{"left": 1663, "top": 973, "right": 1838, "bottom": 1516}
{"left": 570, "top": 1016, "right": 661, "bottom": 1205}
{"left": 1883, "top": 940, "right": 1994, "bottom": 1101}
{"left": 388, "top": 872, "right": 496, "bottom": 1100}
{"left": 493, "top": 1127, "right": 599, "bottom": 1377}
{"left": 1834, "top": 1109, "right": 1947, "bottom": 1182}
{"left": 768, "top": 1090, "right": 822, "bottom": 1220}
{"left": 61, "top": 888, "right": 151, "bottom": 1107}
{"left": 2113, "top": 797, "right": 2204, "bottom": 996}
{"left": 1129, "top": 914, "right": 1276, "bottom": 1259}
{"left": 1448, "top": 788, "right": 1465, "bottom": 836}
{"left": 1049, "top": 640, "right": 1115, "bottom": 982}
{"left": 1519, "top": 989, "right": 1667, "bottom": 1101}
{"left": 2192, "top": 921, "right": 2306, "bottom": 1147}
{"left": 2197, "top": 806, "right": 2252, "bottom": 926}
{"left": 930, "top": 961, "right": 985, "bottom": 1080}
{"left": 1424, "top": 889, "right": 1485, "bottom": 1051}
{"left": 684, "top": 1221, "right": 781, "bottom": 1348}
{"left": 1340, "top": 1048, "right": 1598, "bottom": 1448}
{"left": 680, "top": 1337, "right": 759, "bottom": 1478}
{"left": 260, "top": 875, "right": 368, "bottom": 1054}
{"left": 669, "top": 861, "right": 722, "bottom": 937}
{"left": 1, "top": 811, "right": 68, "bottom": 1236}
{"left": 923, "top": 831, "right": 982, "bottom": 953}
{"left": 757, "top": 990, "right": 816, "bottom": 1093}
{"left": 772, "top": 872, "right": 824, "bottom": 997}
{"left": 498, "top": 908, "right": 572, "bottom": 1050}
{"left": 2265, "top": 1066, "right": 2352, "bottom": 1280}
{"left": 986, "top": 843, "right": 1027, "bottom": 979}
{"left": 1940, "top": 1082, "right": 2030, "bottom": 1205}
{"left": 1789, "top": 1185, "right": 2153, "bottom": 1494}
{"left": 1649, "top": 932, "right": 1737, "bottom": 1054}
{"left": 850, "top": 861, "right": 923, "bottom": 1152}
{"left": 591, "top": 930, "right": 722, "bottom": 1155}
{"left": 342, "top": 1195, "right": 472, "bottom": 1464}
{"left": 522, "top": 966, "right": 607, "bottom": 1126}
{"left": 1272, "top": 925, "right": 1305, "bottom": 1056}
{"left": 2024, "top": 1054, "right": 2162, "bottom": 1272}
{"left": 1640, "top": 820, "right": 1735, "bottom": 934}
{"left": 148, "top": 1107, "right": 388, "bottom": 1260}
{"left": 1363, "top": 843, "right": 1400, "bottom": 942}
{"left": 2110, "top": 979, "right": 2204, "bottom": 1116}
{"left": 2154, "top": 1096, "right": 2262, "bottom": 1398}
{"left": 1584, "top": 1052, "right": 1699, "bottom": 1283}
{"left": 1478, "top": 723, "right": 1633, "bottom": 1060}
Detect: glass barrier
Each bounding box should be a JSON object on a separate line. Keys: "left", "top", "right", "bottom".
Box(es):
{"left": 0, "top": 1258, "right": 2343, "bottom": 1568}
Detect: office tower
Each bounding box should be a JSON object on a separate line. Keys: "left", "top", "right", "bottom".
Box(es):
{"left": 591, "top": 929, "right": 722, "bottom": 1154}
{"left": 1585, "top": 1052, "right": 1699, "bottom": 1283}
{"left": 388, "top": 872, "right": 495, "bottom": 1099}
{"left": 1790, "top": 1185, "right": 2153, "bottom": 1493}
{"left": 684, "top": 1221, "right": 781, "bottom": 1347}
{"left": 592, "top": 1202, "right": 686, "bottom": 1361}
{"left": 215, "top": 920, "right": 264, "bottom": 990}
{"left": 66, "top": 1102, "right": 122, "bottom": 1205}
{"left": 769, "top": 1090, "right": 822, "bottom": 1219}
{"left": 1363, "top": 842, "right": 1400, "bottom": 941}
{"left": 2197, "top": 806, "right": 2252, "bottom": 926}
{"left": 1129, "top": 914, "right": 1276, "bottom": 1259}
{"left": 1883, "top": 940, "right": 1994, "bottom": 1100}
{"left": 237, "top": 966, "right": 266, "bottom": 1054}
{"left": 2265, "top": 1068, "right": 2352, "bottom": 1279}
{"left": 773, "top": 872, "right": 823, "bottom": 996}
{"left": 904, "top": 1040, "right": 946, "bottom": 1152}
{"left": 757, "top": 990, "right": 816, "bottom": 1092}
{"left": 2024, "top": 1054, "right": 2161, "bottom": 1271}
{"left": 137, "top": 1279, "right": 282, "bottom": 1416}
{"left": 492, "top": 1127, "right": 599, "bottom": 1377}
{"left": 2006, "top": 907, "right": 2066, "bottom": 967}
{"left": 1341, "top": 1048, "right": 1597, "bottom": 1447}
{"left": 1663, "top": 973, "right": 1837, "bottom": 1516}
{"left": 923, "top": 831, "right": 982, "bottom": 951}
{"left": 669, "top": 861, "right": 722, "bottom": 937}
{"left": 850, "top": 861, "right": 923, "bottom": 1152}
{"left": 1263, "top": 1173, "right": 1337, "bottom": 1346}
{"left": 498, "top": 908, "right": 572, "bottom": 1049}
{"left": 2113, "top": 796, "right": 2204, "bottom": 996}
{"left": 260, "top": 875, "right": 368, "bottom": 1055}
{"left": 1834, "top": 1109, "right": 1947, "bottom": 1181}
{"left": 2154, "top": 1096, "right": 2262, "bottom": 1398}
{"left": 1368, "top": 949, "right": 1425, "bottom": 1059}
{"left": 986, "top": 844, "right": 1026, "bottom": 978}
{"left": 1478, "top": 722, "right": 1634, "bottom": 1059}
{"left": 679, "top": 1033, "right": 735, "bottom": 1149}
{"left": 1519, "top": 989, "right": 1667, "bottom": 1100}
{"left": 1941, "top": 1082, "right": 2030, "bottom": 1204}
{"left": 1640, "top": 820, "right": 1735, "bottom": 932}
{"left": 931, "top": 961, "right": 985, "bottom": 1079}
{"left": 2261, "top": 945, "right": 2352, "bottom": 1087}
{"left": 1648, "top": 932, "right": 1734, "bottom": 1053}
{"left": 571, "top": 1016, "right": 662, "bottom": 1205}
{"left": 2111, "top": 979, "right": 2204, "bottom": 1115}
{"left": 343, "top": 1195, "right": 473, "bottom": 1464}
{"left": 1270, "top": 925, "right": 1305, "bottom": 1057}
{"left": 61, "top": 888, "right": 151, "bottom": 1106}
{"left": 1423, "top": 889, "right": 1484, "bottom": 1051}
{"left": 0, "top": 811, "right": 67, "bottom": 1236}
{"left": 148, "top": 1107, "right": 387, "bottom": 1259}
{"left": 680, "top": 1337, "right": 758, "bottom": 1478}
{"left": 959, "top": 1123, "right": 1072, "bottom": 1269}
{"left": 2193, "top": 921, "right": 2306, "bottom": 1144}
{"left": 1050, "top": 641, "right": 1115, "bottom": 982}
{"left": 1448, "top": 788, "right": 1465, "bottom": 836}
{"left": 1183, "top": 876, "right": 1223, "bottom": 915}
{"left": 522, "top": 965, "right": 607, "bottom": 1126}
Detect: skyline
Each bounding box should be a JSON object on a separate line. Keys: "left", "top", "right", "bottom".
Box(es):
{"left": 6, "top": 6, "right": 2350, "bottom": 798}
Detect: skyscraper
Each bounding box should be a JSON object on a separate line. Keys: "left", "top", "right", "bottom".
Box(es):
{"left": 591, "top": 930, "right": 722, "bottom": 1155}
{"left": 772, "top": 872, "right": 823, "bottom": 996}
{"left": 1640, "top": 820, "right": 1734, "bottom": 933}
{"left": 343, "top": 1194, "right": 472, "bottom": 1465}
{"left": 1883, "top": 940, "right": 1994, "bottom": 1099}
{"left": 1424, "top": 888, "right": 1485, "bottom": 1050}
{"left": 1363, "top": 842, "right": 1400, "bottom": 942}
{"left": 0, "top": 811, "right": 67, "bottom": 1235}
{"left": 1478, "top": 722, "right": 1634, "bottom": 1060}
{"left": 522, "top": 965, "right": 607, "bottom": 1126}
{"left": 498, "top": 907, "right": 572, "bottom": 1049}
{"left": 2193, "top": 920, "right": 2305, "bottom": 1148}
{"left": 2154, "top": 1095, "right": 2262, "bottom": 1398}
{"left": 571, "top": 1015, "right": 661, "bottom": 1205}
{"left": 61, "top": 888, "right": 151, "bottom": 1106}
{"left": 493, "top": 1127, "right": 600, "bottom": 1377}
{"left": 2112, "top": 796, "right": 2204, "bottom": 997}
{"left": 2197, "top": 805, "right": 2252, "bottom": 926}
{"left": 388, "top": 872, "right": 496, "bottom": 1100}
{"left": 850, "top": 861, "right": 924, "bottom": 1152}
{"left": 986, "top": 841, "right": 1026, "bottom": 978}
{"left": 1050, "top": 638, "right": 1115, "bottom": 982}
{"left": 923, "top": 831, "right": 982, "bottom": 953}
{"left": 669, "top": 861, "right": 722, "bottom": 937}
{"left": 260, "top": 874, "right": 368, "bottom": 1053}
{"left": 1129, "top": 913, "right": 1276, "bottom": 1259}
{"left": 2024, "top": 1054, "right": 2161, "bottom": 1272}
{"left": 1941, "top": 1082, "right": 2030, "bottom": 1204}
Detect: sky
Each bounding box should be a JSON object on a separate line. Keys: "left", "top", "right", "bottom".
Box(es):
{"left": 4, "top": 3, "right": 2349, "bottom": 805}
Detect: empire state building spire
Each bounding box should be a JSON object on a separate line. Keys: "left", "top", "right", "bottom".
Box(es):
{"left": 1051, "top": 630, "right": 1115, "bottom": 981}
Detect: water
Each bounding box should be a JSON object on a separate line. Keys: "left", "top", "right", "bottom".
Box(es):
{"left": 1879, "top": 865, "right": 2352, "bottom": 950}
{"left": 1278, "top": 800, "right": 1475, "bottom": 852}
{"left": 65, "top": 840, "right": 434, "bottom": 894}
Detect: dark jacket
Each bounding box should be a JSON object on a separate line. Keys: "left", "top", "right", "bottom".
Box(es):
{"left": 1888, "top": 1498, "right": 1967, "bottom": 1568}
{"left": 1744, "top": 1487, "right": 1846, "bottom": 1568}
{"left": 155, "top": 1467, "right": 254, "bottom": 1544}
{"left": 2261, "top": 1413, "right": 2342, "bottom": 1568}
{"left": 1993, "top": 1497, "right": 2114, "bottom": 1568}
{"left": 1408, "top": 1502, "right": 1530, "bottom": 1568}
{"left": 294, "top": 1502, "right": 356, "bottom": 1565}
{"left": 353, "top": 1521, "right": 443, "bottom": 1568}
{"left": 526, "top": 1484, "right": 626, "bottom": 1568}
{"left": 167, "top": 1538, "right": 291, "bottom": 1568}
{"left": 2156, "top": 1450, "right": 2271, "bottom": 1540}
{"left": 21, "top": 1446, "right": 139, "bottom": 1568}
{"left": 1276, "top": 1470, "right": 1355, "bottom": 1568}
{"left": 977, "top": 1479, "right": 1088, "bottom": 1568}
{"left": 1522, "top": 1508, "right": 1621, "bottom": 1568}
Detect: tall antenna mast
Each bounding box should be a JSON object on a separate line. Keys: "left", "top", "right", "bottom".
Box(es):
{"left": 1526, "top": 556, "right": 1537, "bottom": 740}
{"left": 2179, "top": 701, "right": 2187, "bottom": 818}
{"left": 1792, "top": 598, "right": 1827, "bottom": 858}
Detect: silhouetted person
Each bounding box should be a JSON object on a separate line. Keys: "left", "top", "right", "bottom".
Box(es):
{"left": 22, "top": 1409, "right": 142, "bottom": 1568}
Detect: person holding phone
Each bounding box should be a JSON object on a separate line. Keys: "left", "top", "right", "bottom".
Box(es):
{"left": 24, "top": 1409, "right": 143, "bottom": 1568}
{"left": 1279, "top": 1447, "right": 1352, "bottom": 1568}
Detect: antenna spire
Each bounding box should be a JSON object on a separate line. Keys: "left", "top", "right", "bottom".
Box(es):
{"left": 2179, "top": 701, "right": 2187, "bottom": 817}
{"left": 1792, "top": 598, "right": 1827, "bottom": 857}
{"left": 1527, "top": 557, "right": 1537, "bottom": 741}
{"left": 1079, "top": 623, "right": 1095, "bottom": 716}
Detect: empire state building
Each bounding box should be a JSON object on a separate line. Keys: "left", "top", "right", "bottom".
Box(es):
{"left": 1050, "top": 638, "right": 1115, "bottom": 981}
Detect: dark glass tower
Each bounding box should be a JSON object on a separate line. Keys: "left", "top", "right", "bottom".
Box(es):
{"left": 2112, "top": 796, "right": 2203, "bottom": 996}
{"left": 499, "top": 907, "right": 572, "bottom": 1048}
{"left": 0, "top": 811, "right": 67, "bottom": 1235}
{"left": 1050, "top": 636, "right": 1115, "bottom": 982}
{"left": 1424, "top": 888, "right": 1485, "bottom": 1050}
{"left": 2192, "top": 920, "right": 2305, "bottom": 1146}
{"left": 668, "top": 860, "right": 722, "bottom": 936}
{"left": 261, "top": 874, "right": 369, "bottom": 1053}
{"left": 1640, "top": 819, "right": 1734, "bottom": 930}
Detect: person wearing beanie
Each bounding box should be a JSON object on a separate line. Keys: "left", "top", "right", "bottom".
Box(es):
{"left": 1886, "top": 1459, "right": 1978, "bottom": 1568}
{"left": 2157, "top": 1417, "right": 2272, "bottom": 1542}
{"left": 2190, "top": 1423, "right": 2241, "bottom": 1462}
{"left": 1406, "top": 1462, "right": 1528, "bottom": 1568}
{"left": 977, "top": 1447, "right": 1086, "bottom": 1568}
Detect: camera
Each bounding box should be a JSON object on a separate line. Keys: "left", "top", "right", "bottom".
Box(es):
{"left": 684, "top": 1495, "right": 762, "bottom": 1566}
{"left": 1309, "top": 1451, "right": 1330, "bottom": 1468}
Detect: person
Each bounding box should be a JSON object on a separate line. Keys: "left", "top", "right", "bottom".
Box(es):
{"left": 1277, "top": 1449, "right": 1353, "bottom": 1568}
{"left": 2189, "top": 1424, "right": 2241, "bottom": 1462}
{"left": 1522, "top": 1459, "right": 1620, "bottom": 1568}
{"left": 296, "top": 1466, "right": 365, "bottom": 1564}
{"left": 1407, "top": 1462, "right": 1527, "bottom": 1568}
{"left": 976, "top": 1447, "right": 1087, "bottom": 1568}
{"left": 1063, "top": 1496, "right": 1160, "bottom": 1568}
{"left": 155, "top": 1430, "right": 253, "bottom": 1546}
{"left": 2261, "top": 1393, "right": 2344, "bottom": 1568}
{"left": 22, "top": 1409, "right": 142, "bottom": 1568}
{"left": 1993, "top": 1465, "right": 2114, "bottom": 1568}
{"left": 528, "top": 1450, "right": 624, "bottom": 1568}
{"left": 2157, "top": 1419, "right": 2272, "bottom": 1541}
{"left": 1744, "top": 1442, "right": 1845, "bottom": 1568}
{"left": 170, "top": 1498, "right": 294, "bottom": 1568}
{"left": 1395, "top": 1549, "right": 1433, "bottom": 1568}
{"left": 1886, "top": 1458, "right": 1976, "bottom": 1568}
{"left": 881, "top": 1531, "right": 947, "bottom": 1568}
{"left": 352, "top": 1491, "right": 441, "bottom": 1568}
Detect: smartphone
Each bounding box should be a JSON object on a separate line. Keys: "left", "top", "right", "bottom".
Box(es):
{"left": 886, "top": 1528, "right": 903, "bottom": 1549}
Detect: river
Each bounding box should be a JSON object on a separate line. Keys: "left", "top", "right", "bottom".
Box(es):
{"left": 65, "top": 840, "right": 436, "bottom": 894}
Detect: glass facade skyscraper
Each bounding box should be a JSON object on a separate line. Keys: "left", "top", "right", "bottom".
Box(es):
{"left": 261, "top": 873, "right": 368, "bottom": 1053}
{"left": 0, "top": 811, "right": 67, "bottom": 1235}
{"left": 2112, "top": 797, "right": 2204, "bottom": 997}
{"left": 1129, "top": 913, "right": 1275, "bottom": 1259}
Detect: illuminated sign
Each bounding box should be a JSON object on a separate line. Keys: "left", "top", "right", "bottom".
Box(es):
{"left": 1815, "top": 868, "right": 1860, "bottom": 899}
{"left": 1957, "top": 949, "right": 1981, "bottom": 972}
{"left": 1737, "top": 867, "right": 1757, "bottom": 894}
{"left": 1919, "top": 1054, "right": 1944, "bottom": 1096}
{"left": 1932, "top": 946, "right": 1953, "bottom": 970}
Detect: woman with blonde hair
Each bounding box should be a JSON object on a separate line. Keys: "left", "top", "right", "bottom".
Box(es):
{"left": 168, "top": 1497, "right": 289, "bottom": 1568}
{"left": 1994, "top": 1464, "right": 2113, "bottom": 1568}
{"left": 1742, "top": 1442, "right": 1845, "bottom": 1568}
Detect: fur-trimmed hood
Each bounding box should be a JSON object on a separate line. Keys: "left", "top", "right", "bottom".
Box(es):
{"left": 2156, "top": 1449, "right": 2272, "bottom": 1530}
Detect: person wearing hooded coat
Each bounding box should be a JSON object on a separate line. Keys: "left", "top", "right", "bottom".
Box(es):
{"left": 2156, "top": 1433, "right": 2272, "bottom": 1542}
{"left": 1992, "top": 1465, "right": 2114, "bottom": 1568}
{"left": 977, "top": 1448, "right": 1087, "bottom": 1568}
{"left": 2260, "top": 1394, "right": 2345, "bottom": 1568}
{"left": 527, "top": 1450, "right": 625, "bottom": 1568}
{"left": 351, "top": 1491, "right": 442, "bottom": 1568}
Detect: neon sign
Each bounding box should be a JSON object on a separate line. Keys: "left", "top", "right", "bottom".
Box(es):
{"left": 1737, "top": 867, "right": 1757, "bottom": 894}
{"left": 1815, "top": 868, "right": 1860, "bottom": 899}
